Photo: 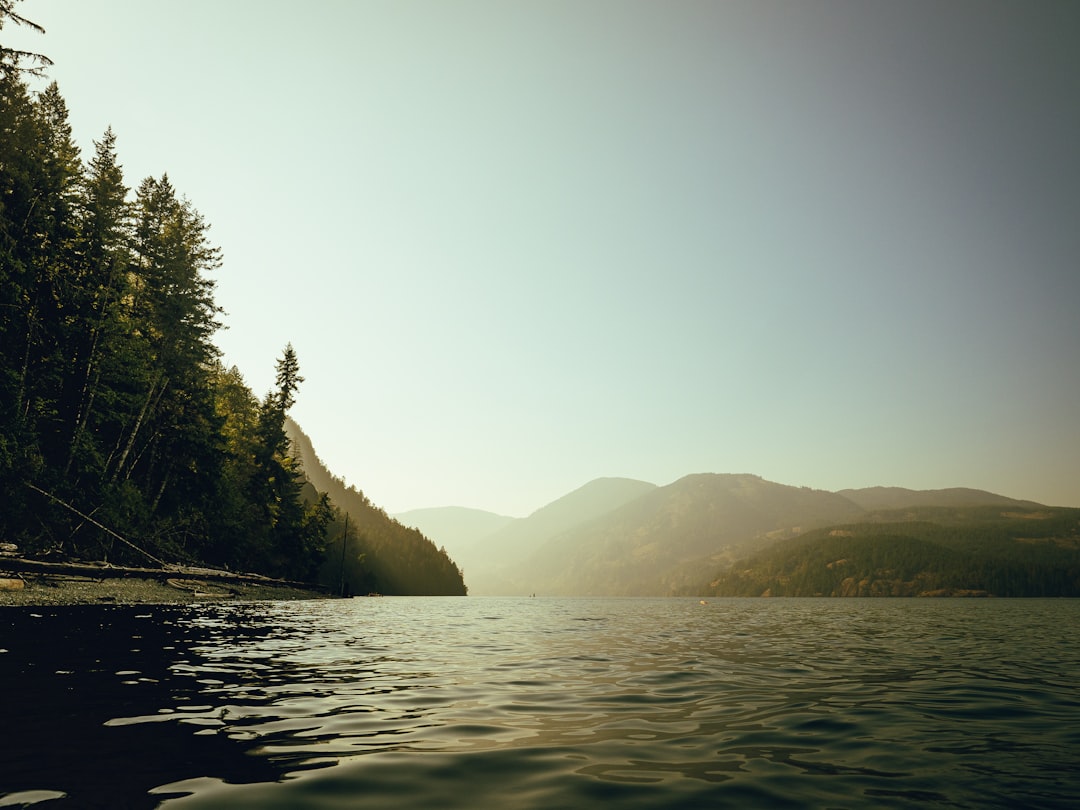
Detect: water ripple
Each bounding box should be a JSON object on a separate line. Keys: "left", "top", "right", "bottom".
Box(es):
{"left": 1, "top": 598, "right": 1079, "bottom": 808}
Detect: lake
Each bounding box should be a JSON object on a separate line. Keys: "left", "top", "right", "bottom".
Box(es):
{"left": 1, "top": 597, "right": 1077, "bottom": 809}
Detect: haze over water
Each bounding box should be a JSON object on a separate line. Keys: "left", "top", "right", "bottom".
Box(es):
{"left": 2, "top": 597, "right": 1077, "bottom": 808}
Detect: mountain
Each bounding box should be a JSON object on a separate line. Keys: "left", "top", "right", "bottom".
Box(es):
{"left": 287, "top": 419, "right": 466, "bottom": 595}
{"left": 509, "top": 474, "right": 866, "bottom": 596}
{"left": 393, "top": 506, "right": 515, "bottom": 566}
{"left": 313, "top": 451, "right": 1080, "bottom": 597}
{"left": 697, "top": 505, "right": 1080, "bottom": 597}
{"left": 458, "top": 477, "right": 659, "bottom": 594}
{"left": 837, "top": 486, "right": 1038, "bottom": 511}
{"left": 295, "top": 451, "right": 1075, "bottom": 598}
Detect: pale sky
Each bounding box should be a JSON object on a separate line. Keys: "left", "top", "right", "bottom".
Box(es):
{"left": 10, "top": 1, "right": 1079, "bottom": 515}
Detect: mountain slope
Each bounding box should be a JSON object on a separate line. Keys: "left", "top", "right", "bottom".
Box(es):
{"left": 698, "top": 505, "right": 1080, "bottom": 596}
{"left": 514, "top": 473, "right": 866, "bottom": 596}
{"left": 838, "top": 486, "right": 1038, "bottom": 511}
{"left": 461, "top": 477, "right": 658, "bottom": 594}
{"left": 287, "top": 419, "right": 466, "bottom": 595}
{"left": 393, "top": 506, "right": 515, "bottom": 566}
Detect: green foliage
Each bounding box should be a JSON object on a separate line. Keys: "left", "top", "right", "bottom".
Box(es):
{"left": 0, "top": 1, "right": 52, "bottom": 77}
{"left": 0, "top": 69, "right": 462, "bottom": 594}
{"left": 699, "top": 507, "right": 1080, "bottom": 597}
{"left": 289, "top": 420, "right": 467, "bottom": 595}
{"left": 0, "top": 72, "right": 332, "bottom": 579}
{"left": 317, "top": 482, "right": 467, "bottom": 596}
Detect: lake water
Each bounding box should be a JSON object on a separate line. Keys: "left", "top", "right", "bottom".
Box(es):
{"left": 1, "top": 597, "right": 1078, "bottom": 809}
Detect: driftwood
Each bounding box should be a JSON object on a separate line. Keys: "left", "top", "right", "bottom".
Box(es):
{"left": 0, "top": 556, "right": 321, "bottom": 592}
{"left": 24, "top": 482, "right": 170, "bottom": 567}
{"left": 15, "top": 482, "right": 325, "bottom": 594}
{"left": 165, "top": 578, "right": 233, "bottom": 598}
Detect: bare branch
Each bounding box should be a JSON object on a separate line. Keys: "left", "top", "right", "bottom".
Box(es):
{"left": 0, "top": 0, "right": 52, "bottom": 76}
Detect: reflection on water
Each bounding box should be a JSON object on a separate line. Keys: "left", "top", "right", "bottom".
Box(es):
{"left": 1, "top": 598, "right": 1079, "bottom": 808}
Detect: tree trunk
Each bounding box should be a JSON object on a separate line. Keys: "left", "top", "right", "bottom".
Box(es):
{"left": 111, "top": 372, "right": 166, "bottom": 482}
{"left": 65, "top": 259, "right": 125, "bottom": 478}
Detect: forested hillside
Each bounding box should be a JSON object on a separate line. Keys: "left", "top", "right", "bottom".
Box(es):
{"left": 0, "top": 16, "right": 463, "bottom": 593}
{"left": 0, "top": 53, "right": 331, "bottom": 578}
{"left": 289, "top": 420, "right": 466, "bottom": 595}
{"left": 522, "top": 474, "right": 866, "bottom": 595}
{"left": 696, "top": 506, "right": 1080, "bottom": 597}
{"left": 410, "top": 473, "right": 1080, "bottom": 598}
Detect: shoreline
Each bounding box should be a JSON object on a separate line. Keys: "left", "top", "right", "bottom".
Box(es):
{"left": 0, "top": 574, "right": 329, "bottom": 607}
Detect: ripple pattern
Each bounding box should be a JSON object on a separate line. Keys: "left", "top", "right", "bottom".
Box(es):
{"left": 1, "top": 598, "right": 1078, "bottom": 809}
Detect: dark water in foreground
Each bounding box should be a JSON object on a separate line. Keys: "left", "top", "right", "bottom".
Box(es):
{"left": 1, "top": 598, "right": 1078, "bottom": 809}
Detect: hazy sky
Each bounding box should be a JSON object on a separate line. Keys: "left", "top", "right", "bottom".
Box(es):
{"left": 10, "top": 1, "right": 1079, "bottom": 515}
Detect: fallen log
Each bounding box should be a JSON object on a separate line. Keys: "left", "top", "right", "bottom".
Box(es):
{"left": 0, "top": 557, "right": 322, "bottom": 593}
{"left": 25, "top": 483, "right": 168, "bottom": 567}
{"left": 17, "top": 484, "right": 328, "bottom": 595}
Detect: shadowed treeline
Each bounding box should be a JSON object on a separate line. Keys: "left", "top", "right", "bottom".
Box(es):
{"left": 0, "top": 12, "right": 465, "bottom": 594}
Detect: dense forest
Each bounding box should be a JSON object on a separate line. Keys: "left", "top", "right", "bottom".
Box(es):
{"left": 696, "top": 506, "right": 1080, "bottom": 597}
{"left": 0, "top": 7, "right": 465, "bottom": 594}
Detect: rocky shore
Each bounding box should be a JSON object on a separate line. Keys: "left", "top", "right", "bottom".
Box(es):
{"left": 0, "top": 573, "right": 327, "bottom": 607}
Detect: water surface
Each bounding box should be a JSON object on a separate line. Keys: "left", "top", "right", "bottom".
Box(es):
{"left": 1, "top": 597, "right": 1077, "bottom": 808}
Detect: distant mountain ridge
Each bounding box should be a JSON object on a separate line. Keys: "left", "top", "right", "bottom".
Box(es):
{"left": 398, "top": 473, "right": 1065, "bottom": 596}
{"left": 517, "top": 474, "right": 866, "bottom": 595}
{"left": 396, "top": 478, "right": 657, "bottom": 592}
{"left": 836, "top": 486, "right": 1040, "bottom": 511}
{"left": 391, "top": 506, "right": 515, "bottom": 562}
{"left": 287, "top": 419, "right": 467, "bottom": 595}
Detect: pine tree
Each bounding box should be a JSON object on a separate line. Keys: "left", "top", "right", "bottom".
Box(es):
{"left": 0, "top": 73, "right": 85, "bottom": 546}
{"left": 0, "top": 70, "right": 44, "bottom": 543}
{"left": 0, "top": 0, "right": 52, "bottom": 78}
{"left": 0, "top": 73, "right": 338, "bottom": 582}
{"left": 62, "top": 128, "right": 131, "bottom": 485}
{"left": 95, "top": 174, "right": 227, "bottom": 557}
{"left": 250, "top": 344, "right": 323, "bottom": 577}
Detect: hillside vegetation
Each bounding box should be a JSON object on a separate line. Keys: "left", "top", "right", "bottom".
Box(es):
{"left": 411, "top": 474, "right": 1079, "bottom": 597}
{"left": 697, "top": 506, "right": 1080, "bottom": 597}
{"left": 0, "top": 41, "right": 464, "bottom": 594}
{"left": 0, "top": 63, "right": 330, "bottom": 579}
{"left": 289, "top": 421, "right": 466, "bottom": 595}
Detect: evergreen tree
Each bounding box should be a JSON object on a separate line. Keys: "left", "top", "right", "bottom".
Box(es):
{"left": 0, "top": 73, "right": 82, "bottom": 545}
{"left": 62, "top": 128, "right": 131, "bottom": 485}
{"left": 114, "top": 175, "right": 223, "bottom": 519}
{"left": 245, "top": 344, "right": 330, "bottom": 578}
{"left": 0, "top": 70, "right": 45, "bottom": 543}
{"left": 0, "top": 0, "right": 52, "bottom": 78}
{"left": 0, "top": 69, "right": 454, "bottom": 590}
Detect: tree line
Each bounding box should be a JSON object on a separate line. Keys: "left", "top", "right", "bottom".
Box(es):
{"left": 289, "top": 419, "right": 467, "bottom": 596}
{"left": 0, "top": 12, "right": 466, "bottom": 592}
{"left": 0, "top": 62, "right": 333, "bottom": 578}
{"left": 696, "top": 511, "right": 1080, "bottom": 597}
{"left": 2, "top": 9, "right": 468, "bottom": 596}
